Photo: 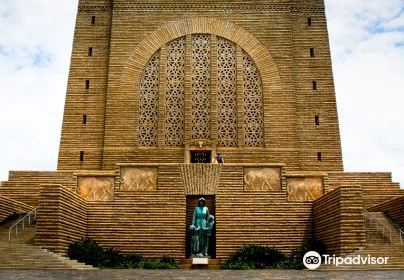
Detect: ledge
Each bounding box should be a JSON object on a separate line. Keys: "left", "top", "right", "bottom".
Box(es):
{"left": 73, "top": 171, "right": 117, "bottom": 177}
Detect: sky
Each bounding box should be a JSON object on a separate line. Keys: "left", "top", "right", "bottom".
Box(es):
{"left": 0, "top": 0, "right": 403, "bottom": 187}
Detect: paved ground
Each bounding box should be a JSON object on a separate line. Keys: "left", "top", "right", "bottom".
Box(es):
{"left": 0, "top": 269, "right": 403, "bottom": 280}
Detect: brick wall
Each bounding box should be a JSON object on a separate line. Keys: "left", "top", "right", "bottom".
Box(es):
{"left": 58, "top": 0, "right": 113, "bottom": 170}
{"left": 313, "top": 185, "right": 366, "bottom": 255}
{"left": 35, "top": 185, "right": 88, "bottom": 254}
{"left": 86, "top": 164, "right": 186, "bottom": 258}
{"left": 0, "top": 171, "right": 76, "bottom": 207}
{"left": 216, "top": 165, "right": 313, "bottom": 258}
{"left": 29, "top": 164, "right": 317, "bottom": 259}
{"left": 328, "top": 172, "right": 403, "bottom": 208}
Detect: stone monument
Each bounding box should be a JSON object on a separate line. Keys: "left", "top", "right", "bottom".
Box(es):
{"left": 0, "top": 0, "right": 402, "bottom": 264}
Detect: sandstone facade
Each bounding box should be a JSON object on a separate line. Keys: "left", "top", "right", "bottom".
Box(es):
{"left": 1, "top": 0, "right": 402, "bottom": 260}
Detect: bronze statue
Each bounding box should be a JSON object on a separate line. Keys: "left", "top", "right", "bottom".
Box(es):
{"left": 190, "top": 225, "right": 200, "bottom": 256}
{"left": 204, "top": 215, "right": 215, "bottom": 256}
{"left": 190, "top": 197, "right": 214, "bottom": 257}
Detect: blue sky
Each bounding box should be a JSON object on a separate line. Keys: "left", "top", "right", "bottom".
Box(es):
{"left": 0, "top": 0, "right": 403, "bottom": 187}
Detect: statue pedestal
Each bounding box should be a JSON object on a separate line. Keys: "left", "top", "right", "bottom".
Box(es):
{"left": 192, "top": 257, "right": 209, "bottom": 265}
{"left": 179, "top": 258, "right": 221, "bottom": 269}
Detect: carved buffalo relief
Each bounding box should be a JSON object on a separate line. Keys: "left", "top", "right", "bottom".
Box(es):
{"left": 77, "top": 177, "right": 114, "bottom": 201}
{"left": 244, "top": 168, "right": 281, "bottom": 191}
{"left": 120, "top": 167, "right": 157, "bottom": 191}
{"left": 286, "top": 177, "right": 323, "bottom": 202}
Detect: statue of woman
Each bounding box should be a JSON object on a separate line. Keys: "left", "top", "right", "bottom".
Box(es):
{"left": 191, "top": 197, "right": 209, "bottom": 257}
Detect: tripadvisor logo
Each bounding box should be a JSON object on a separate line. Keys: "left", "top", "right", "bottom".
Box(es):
{"left": 303, "top": 251, "right": 321, "bottom": 270}
{"left": 303, "top": 251, "right": 390, "bottom": 269}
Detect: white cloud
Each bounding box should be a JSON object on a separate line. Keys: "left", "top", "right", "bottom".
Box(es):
{"left": 326, "top": 0, "right": 404, "bottom": 186}
{"left": 0, "top": 1, "right": 402, "bottom": 188}
{"left": 0, "top": 0, "right": 78, "bottom": 180}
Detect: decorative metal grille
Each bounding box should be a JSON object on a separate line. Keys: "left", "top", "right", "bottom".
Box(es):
{"left": 138, "top": 51, "right": 160, "bottom": 146}
{"left": 217, "top": 37, "right": 237, "bottom": 146}
{"left": 165, "top": 37, "right": 185, "bottom": 146}
{"left": 242, "top": 50, "right": 264, "bottom": 147}
{"left": 191, "top": 34, "right": 211, "bottom": 140}
{"left": 138, "top": 35, "right": 265, "bottom": 147}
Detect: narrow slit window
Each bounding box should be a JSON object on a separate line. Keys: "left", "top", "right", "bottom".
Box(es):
{"left": 312, "top": 80, "right": 317, "bottom": 90}
{"left": 85, "top": 80, "right": 90, "bottom": 90}
{"left": 88, "top": 47, "right": 93, "bottom": 56}
{"left": 317, "top": 152, "right": 322, "bottom": 162}
{"left": 82, "top": 114, "right": 87, "bottom": 124}
{"left": 91, "top": 16, "right": 96, "bottom": 25}
{"left": 315, "top": 115, "right": 320, "bottom": 125}
{"left": 308, "top": 17, "right": 312, "bottom": 26}
{"left": 310, "top": 48, "right": 315, "bottom": 57}
{"left": 80, "top": 151, "right": 84, "bottom": 162}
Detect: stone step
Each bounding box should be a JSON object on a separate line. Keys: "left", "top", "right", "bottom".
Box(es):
{"left": 0, "top": 217, "right": 96, "bottom": 270}
{"left": 320, "top": 211, "right": 404, "bottom": 271}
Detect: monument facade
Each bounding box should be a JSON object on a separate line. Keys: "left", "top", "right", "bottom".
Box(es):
{"left": 0, "top": 0, "right": 402, "bottom": 261}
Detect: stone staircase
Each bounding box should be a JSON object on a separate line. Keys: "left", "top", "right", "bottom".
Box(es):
{"left": 0, "top": 196, "right": 33, "bottom": 223}
{"left": 365, "top": 212, "right": 402, "bottom": 244}
{"left": 320, "top": 211, "right": 404, "bottom": 270}
{"left": 0, "top": 218, "right": 95, "bottom": 269}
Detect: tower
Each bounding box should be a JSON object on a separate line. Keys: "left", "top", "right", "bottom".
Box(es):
{"left": 58, "top": 0, "right": 113, "bottom": 170}
{"left": 58, "top": 0, "right": 343, "bottom": 173}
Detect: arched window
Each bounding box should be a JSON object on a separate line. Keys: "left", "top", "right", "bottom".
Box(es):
{"left": 138, "top": 35, "right": 264, "bottom": 147}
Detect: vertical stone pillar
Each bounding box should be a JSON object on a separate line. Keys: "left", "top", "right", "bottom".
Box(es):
{"left": 236, "top": 46, "right": 245, "bottom": 147}
{"left": 157, "top": 46, "right": 167, "bottom": 147}
{"left": 210, "top": 35, "right": 218, "bottom": 143}
{"left": 184, "top": 35, "right": 192, "bottom": 143}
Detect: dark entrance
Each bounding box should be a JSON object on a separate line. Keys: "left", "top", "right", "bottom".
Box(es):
{"left": 185, "top": 195, "right": 216, "bottom": 258}
{"left": 190, "top": 150, "right": 212, "bottom": 163}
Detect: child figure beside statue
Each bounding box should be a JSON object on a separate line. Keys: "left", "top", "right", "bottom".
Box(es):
{"left": 190, "top": 197, "right": 215, "bottom": 258}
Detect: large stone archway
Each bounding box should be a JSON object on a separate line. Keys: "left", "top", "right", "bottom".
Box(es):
{"left": 119, "top": 17, "right": 281, "bottom": 93}
{"left": 117, "top": 17, "right": 282, "bottom": 148}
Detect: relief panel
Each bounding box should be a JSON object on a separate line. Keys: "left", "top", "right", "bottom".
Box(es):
{"left": 120, "top": 167, "right": 158, "bottom": 191}
{"left": 77, "top": 177, "right": 114, "bottom": 201}
{"left": 286, "top": 177, "right": 324, "bottom": 202}
{"left": 244, "top": 168, "right": 281, "bottom": 191}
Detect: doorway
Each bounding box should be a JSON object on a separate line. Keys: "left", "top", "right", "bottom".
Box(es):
{"left": 190, "top": 150, "right": 212, "bottom": 163}
{"left": 185, "top": 195, "right": 216, "bottom": 258}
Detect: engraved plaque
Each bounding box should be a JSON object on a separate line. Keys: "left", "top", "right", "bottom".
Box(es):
{"left": 244, "top": 168, "right": 281, "bottom": 191}
{"left": 77, "top": 177, "right": 114, "bottom": 201}
{"left": 120, "top": 167, "right": 157, "bottom": 191}
{"left": 286, "top": 177, "right": 324, "bottom": 202}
